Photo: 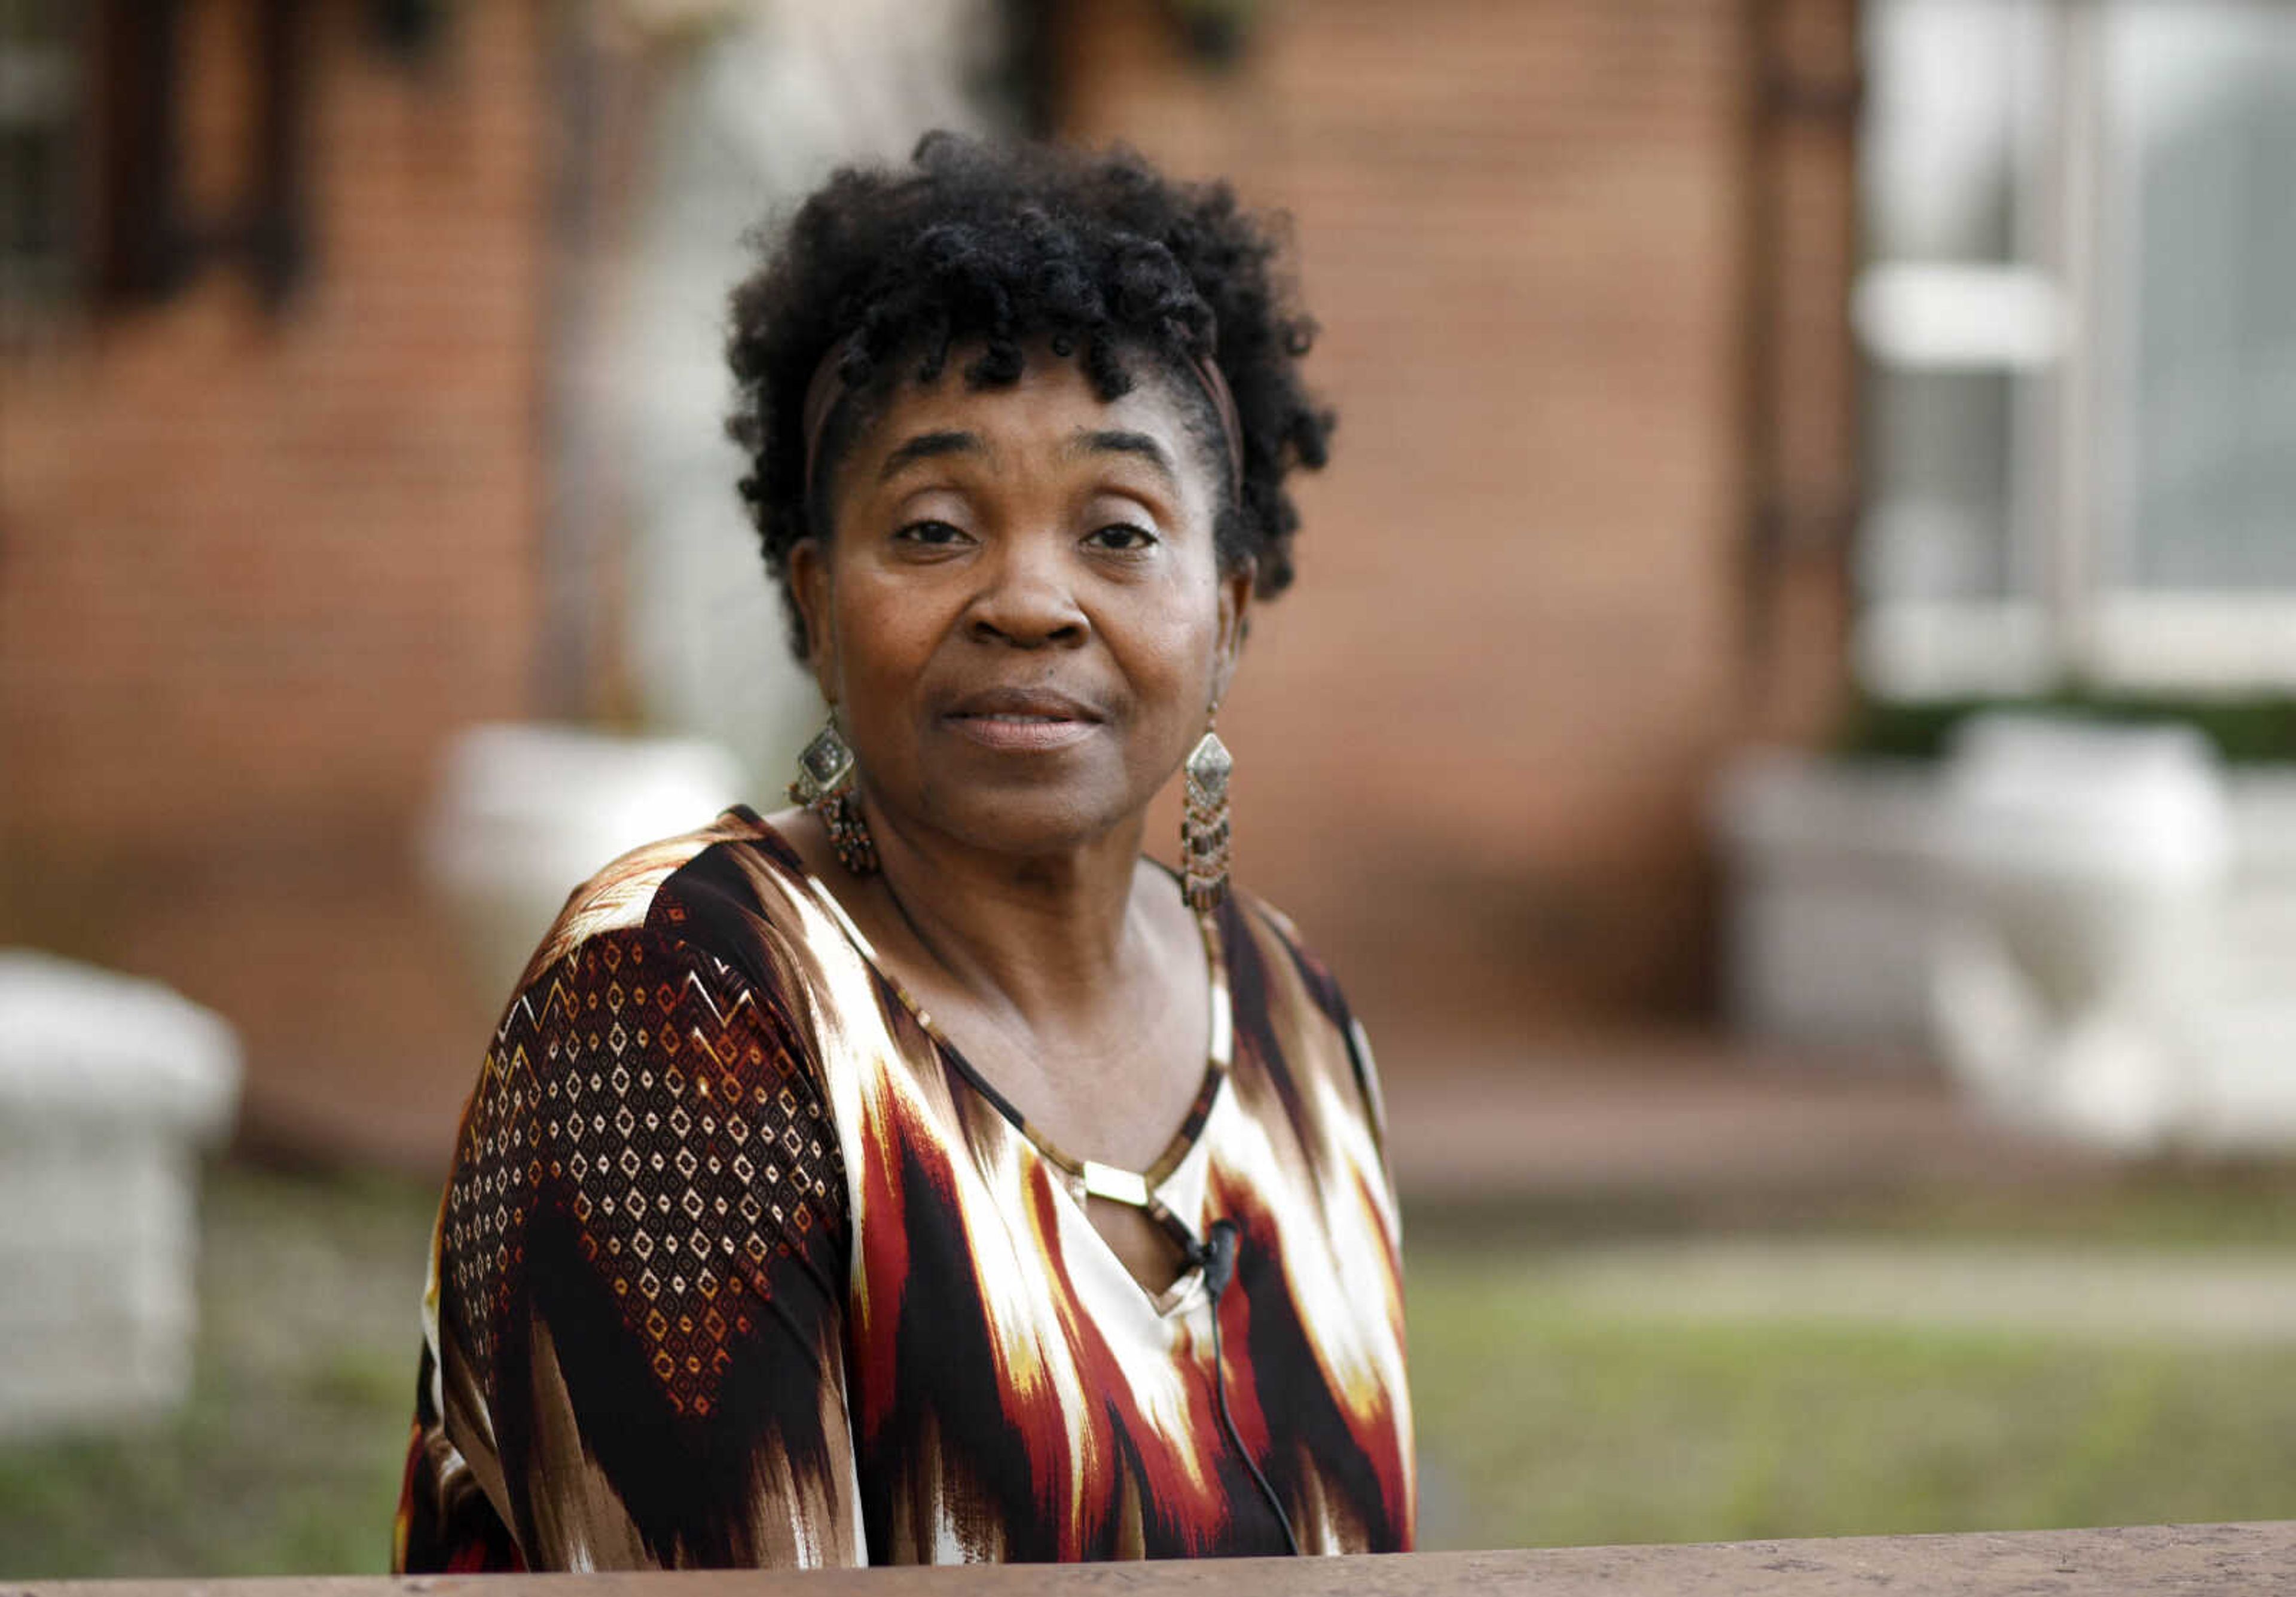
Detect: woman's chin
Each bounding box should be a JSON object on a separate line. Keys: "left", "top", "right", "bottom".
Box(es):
{"left": 912, "top": 789, "right": 1141, "bottom": 863}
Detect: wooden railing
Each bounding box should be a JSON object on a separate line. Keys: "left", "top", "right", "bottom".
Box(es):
{"left": 10, "top": 1522, "right": 2294, "bottom": 1595}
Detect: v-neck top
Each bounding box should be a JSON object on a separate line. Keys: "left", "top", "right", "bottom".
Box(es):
{"left": 795, "top": 841, "right": 1235, "bottom": 1317}
{"left": 394, "top": 807, "right": 1415, "bottom": 1570}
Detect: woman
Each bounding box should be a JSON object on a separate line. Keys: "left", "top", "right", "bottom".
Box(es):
{"left": 395, "top": 133, "right": 1413, "bottom": 1570}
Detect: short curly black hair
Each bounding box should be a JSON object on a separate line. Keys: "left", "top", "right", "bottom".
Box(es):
{"left": 725, "top": 131, "right": 1334, "bottom": 659}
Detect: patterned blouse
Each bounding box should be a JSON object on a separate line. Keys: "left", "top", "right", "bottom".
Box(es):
{"left": 393, "top": 806, "right": 1415, "bottom": 1569}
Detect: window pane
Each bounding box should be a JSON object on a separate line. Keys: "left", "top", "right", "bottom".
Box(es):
{"left": 1859, "top": 0, "right": 2053, "bottom": 608}
{"left": 1863, "top": 0, "right": 2045, "bottom": 264}
{"left": 2105, "top": 0, "right": 2296, "bottom": 591}
{"left": 1861, "top": 367, "right": 2022, "bottom": 600}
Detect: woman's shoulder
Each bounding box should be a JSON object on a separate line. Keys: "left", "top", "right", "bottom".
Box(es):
{"left": 469, "top": 807, "right": 859, "bottom": 1116}
{"left": 435, "top": 811, "right": 852, "bottom": 1443}
{"left": 1214, "top": 885, "right": 1392, "bottom": 1156}
{"left": 458, "top": 806, "right": 851, "bottom": 1244}
{"left": 1216, "top": 884, "right": 1359, "bottom": 1038}
{"left": 509, "top": 805, "right": 816, "bottom": 997}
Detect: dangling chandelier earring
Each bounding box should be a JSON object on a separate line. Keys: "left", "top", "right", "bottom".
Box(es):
{"left": 1181, "top": 710, "right": 1233, "bottom": 912}
{"left": 789, "top": 709, "right": 879, "bottom": 877}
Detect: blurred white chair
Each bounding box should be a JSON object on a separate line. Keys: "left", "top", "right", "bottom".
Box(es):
{"left": 0, "top": 951, "right": 240, "bottom": 1436}
{"left": 1929, "top": 714, "right": 2230, "bottom": 1152}
{"left": 423, "top": 722, "right": 750, "bottom": 1009}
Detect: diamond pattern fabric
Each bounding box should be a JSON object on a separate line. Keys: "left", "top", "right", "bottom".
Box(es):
{"left": 442, "top": 927, "right": 843, "bottom": 1424}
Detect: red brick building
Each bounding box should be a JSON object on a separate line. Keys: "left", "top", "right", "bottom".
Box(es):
{"left": 0, "top": 0, "right": 1857, "bottom": 1167}
{"left": 2, "top": 1, "right": 551, "bottom": 1161}
{"left": 1056, "top": 0, "right": 1859, "bottom": 1038}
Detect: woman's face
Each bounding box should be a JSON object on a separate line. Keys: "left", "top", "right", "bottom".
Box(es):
{"left": 790, "top": 344, "right": 1251, "bottom": 861}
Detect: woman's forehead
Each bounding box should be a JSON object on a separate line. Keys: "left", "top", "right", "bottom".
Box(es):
{"left": 869, "top": 348, "right": 1189, "bottom": 448}
{"left": 838, "top": 350, "right": 1221, "bottom": 518}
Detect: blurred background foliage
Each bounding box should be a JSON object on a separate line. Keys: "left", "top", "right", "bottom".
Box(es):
{"left": 1838, "top": 692, "right": 2296, "bottom": 767}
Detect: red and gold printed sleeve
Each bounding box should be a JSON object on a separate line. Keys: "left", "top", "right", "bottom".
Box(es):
{"left": 394, "top": 921, "right": 862, "bottom": 1570}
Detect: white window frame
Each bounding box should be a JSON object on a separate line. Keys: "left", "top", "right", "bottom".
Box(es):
{"left": 1854, "top": 0, "right": 2296, "bottom": 699}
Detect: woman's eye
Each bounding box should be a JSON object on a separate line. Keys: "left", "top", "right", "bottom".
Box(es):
{"left": 1086, "top": 523, "right": 1158, "bottom": 552}
{"left": 893, "top": 519, "right": 969, "bottom": 548}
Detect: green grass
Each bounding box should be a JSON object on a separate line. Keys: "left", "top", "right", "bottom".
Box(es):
{"left": 0, "top": 1164, "right": 437, "bottom": 1580}
{"left": 1404, "top": 1162, "right": 2296, "bottom": 1254}
{"left": 1407, "top": 1247, "right": 2296, "bottom": 1552}
{"left": 5, "top": 1162, "right": 2296, "bottom": 1574}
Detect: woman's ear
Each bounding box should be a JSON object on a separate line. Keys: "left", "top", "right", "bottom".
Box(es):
{"left": 788, "top": 537, "right": 837, "bottom": 699}
{"left": 1210, "top": 561, "right": 1255, "bottom": 707}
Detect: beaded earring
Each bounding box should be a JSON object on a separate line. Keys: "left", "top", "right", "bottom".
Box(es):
{"left": 789, "top": 711, "right": 879, "bottom": 877}
{"left": 1180, "top": 713, "right": 1233, "bottom": 912}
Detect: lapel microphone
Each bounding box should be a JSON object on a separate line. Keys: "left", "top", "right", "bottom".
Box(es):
{"left": 1197, "top": 1217, "right": 1240, "bottom": 1297}
{"left": 1190, "top": 1217, "right": 1301, "bottom": 1556}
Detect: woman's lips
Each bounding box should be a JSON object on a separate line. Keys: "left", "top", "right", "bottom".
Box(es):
{"left": 945, "top": 712, "right": 1098, "bottom": 753}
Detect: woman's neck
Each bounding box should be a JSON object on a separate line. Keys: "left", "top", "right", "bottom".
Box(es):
{"left": 853, "top": 795, "right": 1171, "bottom": 1036}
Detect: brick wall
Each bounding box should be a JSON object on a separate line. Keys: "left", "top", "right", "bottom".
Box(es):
{"left": 0, "top": 0, "right": 548, "bottom": 1164}
{"left": 1056, "top": 0, "right": 1857, "bottom": 1045}
{"left": 0, "top": 0, "right": 1857, "bottom": 1167}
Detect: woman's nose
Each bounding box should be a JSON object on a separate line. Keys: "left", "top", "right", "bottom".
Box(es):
{"left": 964, "top": 541, "right": 1089, "bottom": 649}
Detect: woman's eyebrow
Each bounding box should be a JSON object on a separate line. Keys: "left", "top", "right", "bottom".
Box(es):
{"left": 1065, "top": 428, "right": 1177, "bottom": 485}
{"left": 876, "top": 430, "right": 985, "bottom": 483}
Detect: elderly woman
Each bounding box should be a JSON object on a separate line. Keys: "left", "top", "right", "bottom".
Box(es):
{"left": 395, "top": 133, "right": 1413, "bottom": 1570}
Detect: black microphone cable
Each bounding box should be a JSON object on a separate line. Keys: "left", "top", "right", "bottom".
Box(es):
{"left": 1192, "top": 1219, "right": 1301, "bottom": 1556}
